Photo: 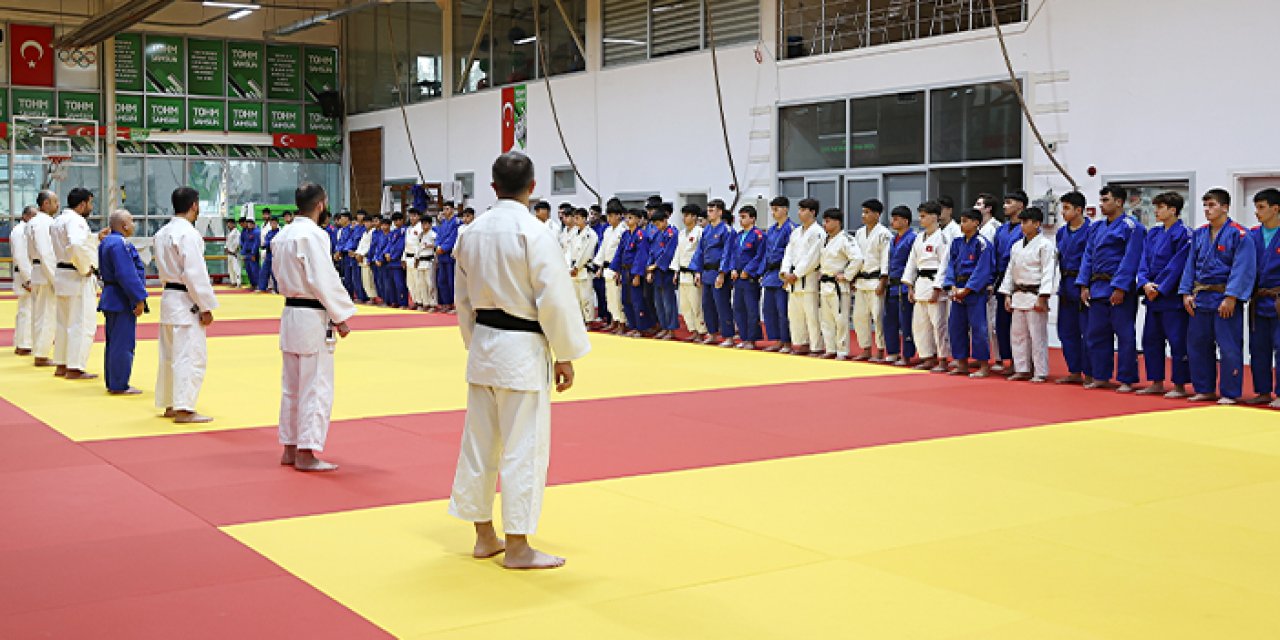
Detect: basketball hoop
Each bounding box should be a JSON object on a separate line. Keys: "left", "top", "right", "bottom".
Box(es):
{"left": 44, "top": 155, "right": 72, "bottom": 190}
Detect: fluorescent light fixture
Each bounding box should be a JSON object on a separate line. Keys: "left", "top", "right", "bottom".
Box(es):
{"left": 203, "top": 1, "right": 258, "bottom": 8}
{"left": 227, "top": 8, "right": 255, "bottom": 20}
{"left": 515, "top": 36, "right": 537, "bottom": 45}
{"left": 603, "top": 38, "right": 645, "bottom": 46}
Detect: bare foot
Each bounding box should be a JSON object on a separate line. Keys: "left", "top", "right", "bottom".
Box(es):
{"left": 1242, "top": 394, "right": 1274, "bottom": 406}
{"left": 969, "top": 363, "right": 991, "bottom": 379}
{"left": 1030, "top": 376, "right": 1047, "bottom": 384}
{"left": 1164, "top": 389, "right": 1189, "bottom": 400}
{"left": 851, "top": 353, "right": 871, "bottom": 362}
{"left": 930, "top": 364, "right": 948, "bottom": 373}
{"left": 34, "top": 357, "right": 54, "bottom": 367}
{"left": 472, "top": 522, "right": 507, "bottom": 558}
{"left": 54, "top": 365, "right": 67, "bottom": 377}
{"left": 1270, "top": 398, "right": 1280, "bottom": 409}
{"left": 914, "top": 358, "right": 937, "bottom": 371}
{"left": 1116, "top": 384, "right": 1136, "bottom": 394}
{"left": 174, "top": 411, "right": 214, "bottom": 424}
{"left": 1084, "top": 380, "right": 1118, "bottom": 390}
{"left": 161, "top": 407, "right": 176, "bottom": 418}
{"left": 503, "top": 536, "right": 564, "bottom": 570}
{"left": 65, "top": 370, "right": 98, "bottom": 380}
{"left": 1007, "top": 373, "right": 1032, "bottom": 382}
{"left": 1188, "top": 393, "right": 1218, "bottom": 403}
{"left": 1055, "top": 374, "right": 1084, "bottom": 385}
{"left": 1136, "top": 383, "right": 1167, "bottom": 396}
{"left": 990, "top": 362, "right": 1006, "bottom": 374}
{"left": 108, "top": 387, "right": 143, "bottom": 395}
{"left": 280, "top": 445, "right": 297, "bottom": 466}
{"left": 1217, "top": 397, "right": 1238, "bottom": 406}
{"left": 820, "top": 352, "right": 837, "bottom": 360}
{"left": 293, "top": 450, "right": 339, "bottom": 472}
{"left": 949, "top": 360, "right": 970, "bottom": 376}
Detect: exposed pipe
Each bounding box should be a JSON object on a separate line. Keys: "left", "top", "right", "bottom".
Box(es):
{"left": 53, "top": 0, "right": 178, "bottom": 49}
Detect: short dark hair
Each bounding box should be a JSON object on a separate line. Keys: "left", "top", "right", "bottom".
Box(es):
{"left": 1004, "top": 190, "right": 1028, "bottom": 206}
{"left": 708, "top": 198, "right": 726, "bottom": 210}
{"left": 890, "top": 205, "right": 912, "bottom": 221}
{"left": 648, "top": 209, "right": 668, "bottom": 222}
{"left": 533, "top": 201, "right": 551, "bottom": 211}
{"left": 1061, "top": 191, "right": 1086, "bottom": 209}
{"left": 391, "top": 212, "right": 405, "bottom": 222}
{"left": 338, "top": 211, "right": 351, "bottom": 220}
{"left": 822, "top": 208, "right": 843, "bottom": 224}
{"left": 1099, "top": 184, "right": 1127, "bottom": 201}
{"left": 1152, "top": 191, "right": 1184, "bottom": 214}
{"left": 798, "top": 198, "right": 820, "bottom": 212}
{"left": 861, "top": 198, "right": 884, "bottom": 214}
{"left": 171, "top": 187, "right": 198, "bottom": 214}
{"left": 408, "top": 208, "right": 420, "bottom": 216}
{"left": 681, "top": 203, "right": 702, "bottom": 215}
{"left": 937, "top": 195, "right": 955, "bottom": 210}
{"left": 559, "top": 202, "right": 573, "bottom": 211}
{"left": 590, "top": 204, "right": 602, "bottom": 214}
{"left": 975, "top": 193, "right": 997, "bottom": 210}
{"left": 67, "top": 187, "right": 94, "bottom": 210}
{"left": 295, "top": 182, "right": 326, "bottom": 214}
{"left": 661, "top": 202, "right": 674, "bottom": 214}
{"left": 443, "top": 200, "right": 456, "bottom": 208}
{"left": 1018, "top": 207, "right": 1044, "bottom": 223}
{"left": 463, "top": 207, "right": 476, "bottom": 215}
{"left": 263, "top": 208, "right": 272, "bottom": 214}
{"left": 738, "top": 205, "right": 758, "bottom": 219}
{"left": 769, "top": 196, "right": 790, "bottom": 208}
{"left": 918, "top": 201, "right": 942, "bottom": 216}
{"left": 492, "top": 152, "right": 535, "bottom": 198}
{"left": 961, "top": 208, "right": 984, "bottom": 222}
{"left": 571, "top": 208, "right": 588, "bottom": 218}
{"left": 283, "top": 209, "right": 294, "bottom": 217}
{"left": 1203, "top": 188, "right": 1230, "bottom": 207}
{"left": 1254, "top": 188, "right": 1280, "bottom": 208}
{"left": 627, "top": 208, "right": 645, "bottom": 218}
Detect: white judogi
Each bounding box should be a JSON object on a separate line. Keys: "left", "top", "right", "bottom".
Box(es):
{"left": 356, "top": 226, "right": 376, "bottom": 297}
{"left": 818, "top": 232, "right": 864, "bottom": 358}
{"left": 998, "top": 233, "right": 1057, "bottom": 378}
{"left": 674, "top": 223, "right": 706, "bottom": 334}
{"left": 592, "top": 221, "right": 626, "bottom": 325}
{"left": 449, "top": 199, "right": 591, "bottom": 535}
{"left": 153, "top": 217, "right": 219, "bottom": 413}
{"left": 903, "top": 227, "right": 950, "bottom": 360}
{"left": 980, "top": 217, "right": 1001, "bottom": 359}
{"left": 50, "top": 209, "right": 98, "bottom": 371}
{"left": 565, "top": 226, "right": 599, "bottom": 322}
{"left": 225, "top": 226, "right": 242, "bottom": 287}
{"left": 405, "top": 221, "right": 423, "bottom": 306}
{"left": 780, "top": 221, "right": 825, "bottom": 351}
{"left": 11, "top": 220, "right": 35, "bottom": 351}
{"left": 937, "top": 221, "right": 961, "bottom": 359}
{"left": 273, "top": 217, "right": 357, "bottom": 452}
{"left": 418, "top": 227, "right": 438, "bottom": 306}
{"left": 25, "top": 211, "right": 58, "bottom": 359}
{"left": 852, "top": 223, "right": 892, "bottom": 350}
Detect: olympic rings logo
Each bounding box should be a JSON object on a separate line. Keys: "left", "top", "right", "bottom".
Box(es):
{"left": 58, "top": 48, "right": 98, "bottom": 69}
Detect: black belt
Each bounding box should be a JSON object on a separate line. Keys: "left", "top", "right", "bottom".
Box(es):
{"left": 1060, "top": 268, "right": 1079, "bottom": 278}
{"left": 955, "top": 275, "right": 970, "bottom": 284}
{"left": 418, "top": 255, "right": 435, "bottom": 262}
{"left": 916, "top": 269, "right": 938, "bottom": 279}
{"left": 819, "top": 274, "right": 843, "bottom": 301}
{"left": 602, "top": 261, "right": 611, "bottom": 270}
{"left": 1090, "top": 272, "right": 1113, "bottom": 282}
{"left": 32, "top": 259, "right": 42, "bottom": 264}
{"left": 680, "top": 268, "right": 698, "bottom": 274}
{"left": 285, "top": 298, "right": 325, "bottom": 310}
{"left": 57, "top": 262, "right": 76, "bottom": 270}
{"left": 1013, "top": 284, "right": 1041, "bottom": 294}
{"left": 856, "top": 270, "right": 882, "bottom": 280}
{"left": 702, "top": 262, "right": 719, "bottom": 271}
{"left": 476, "top": 309, "right": 543, "bottom": 334}
{"left": 766, "top": 261, "right": 782, "bottom": 271}
{"left": 164, "top": 282, "right": 188, "bottom": 292}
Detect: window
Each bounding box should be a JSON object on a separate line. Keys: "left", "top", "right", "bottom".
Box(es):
{"left": 455, "top": 172, "right": 475, "bottom": 199}
{"left": 347, "top": 2, "right": 444, "bottom": 113}
{"left": 778, "top": 100, "right": 847, "bottom": 171}
{"left": 930, "top": 80, "right": 1022, "bottom": 163}
{"left": 454, "top": 0, "right": 587, "bottom": 94}
{"left": 850, "top": 92, "right": 924, "bottom": 167}
{"left": 929, "top": 165, "right": 1024, "bottom": 212}
{"left": 551, "top": 166, "right": 576, "bottom": 195}
{"left": 780, "top": 0, "right": 1028, "bottom": 60}
{"left": 1100, "top": 178, "right": 1192, "bottom": 229}
{"left": 604, "top": 0, "right": 759, "bottom": 67}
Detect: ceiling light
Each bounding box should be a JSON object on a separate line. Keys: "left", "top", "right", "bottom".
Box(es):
{"left": 203, "top": 1, "right": 258, "bottom": 8}
{"left": 515, "top": 36, "right": 537, "bottom": 45}
{"left": 603, "top": 38, "right": 645, "bottom": 46}
{"left": 227, "top": 8, "right": 255, "bottom": 20}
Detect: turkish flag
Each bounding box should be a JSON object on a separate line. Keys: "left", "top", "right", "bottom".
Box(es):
{"left": 9, "top": 24, "right": 56, "bottom": 87}
{"left": 273, "top": 133, "right": 317, "bottom": 149}
{"left": 501, "top": 86, "right": 515, "bottom": 153}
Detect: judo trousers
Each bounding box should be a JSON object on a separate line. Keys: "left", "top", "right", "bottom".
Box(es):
{"left": 575, "top": 278, "right": 597, "bottom": 323}
{"left": 883, "top": 292, "right": 916, "bottom": 359}
{"left": 360, "top": 265, "right": 375, "bottom": 302}
{"left": 449, "top": 382, "right": 551, "bottom": 535}
{"left": 818, "top": 282, "right": 852, "bottom": 357}
{"left": 912, "top": 298, "right": 947, "bottom": 359}
{"left": 55, "top": 277, "right": 96, "bottom": 370}
{"left": 986, "top": 293, "right": 1001, "bottom": 361}
{"left": 436, "top": 255, "right": 456, "bottom": 306}
{"left": 1057, "top": 294, "right": 1090, "bottom": 375}
{"left": 1187, "top": 292, "right": 1244, "bottom": 399}
{"left": 605, "top": 276, "right": 625, "bottom": 325}
{"left": 653, "top": 274, "right": 679, "bottom": 330}
{"left": 1010, "top": 308, "right": 1050, "bottom": 378}
{"left": 278, "top": 348, "right": 336, "bottom": 452}
{"left": 406, "top": 265, "right": 420, "bottom": 305}
{"left": 626, "top": 277, "right": 654, "bottom": 331}
{"left": 948, "top": 293, "right": 990, "bottom": 361}
{"left": 257, "top": 254, "right": 275, "bottom": 292}
{"left": 226, "top": 254, "right": 242, "bottom": 287}
{"left": 732, "top": 278, "right": 763, "bottom": 341}
{"left": 14, "top": 287, "right": 34, "bottom": 350}
{"left": 679, "top": 280, "right": 706, "bottom": 334}
{"left": 1250, "top": 313, "right": 1280, "bottom": 395}
{"left": 762, "top": 286, "right": 790, "bottom": 343}
{"left": 30, "top": 283, "right": 56, "bottom": 359}
{"left": 995, "top": 294, "right": 1014, "bottom": 362}
{"left": 852, "top": 289, "right": 885, "bottom": 350}
{"left": 787, "top": 289, "right": 821, "bottom": 351}
{"left": 155, "top": 323, "right": 208, "bottom": 413}
{"left": 103, "top": 311, "right": 138, "bottom": 392}
{"left": 1086, "top": 294, "right": 1139, "bottom": 384}
{"left": 702, "top": 279, "right": 734, "bottom": 337}
{"left": 594, "top": 277, "right": 611, "bottom": 322}
{"left": 244, "top": 257, "right": 260, "bottom": 289}
{"left": 1142, "top": 306, "right": 1190, "bottom": 385}
{"left": 388, "top": 266, "right": 408, "bottom": 307}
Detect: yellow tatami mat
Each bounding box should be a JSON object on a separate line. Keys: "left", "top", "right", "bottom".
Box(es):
{"left": 224, "top": 409, "right": 1280, "bottom": 639}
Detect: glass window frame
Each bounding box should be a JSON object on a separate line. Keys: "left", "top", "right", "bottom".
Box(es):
{"left": 604, "top": 0, "right": 759, "bottom": 68}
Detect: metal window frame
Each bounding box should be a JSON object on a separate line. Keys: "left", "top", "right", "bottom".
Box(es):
{"left": 550, "top": 165, "right": 577, "bottom": 195}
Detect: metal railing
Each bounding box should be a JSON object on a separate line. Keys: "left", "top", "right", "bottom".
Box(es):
{"left": 780, "top": 0, "right": 1027, "bottom": 60}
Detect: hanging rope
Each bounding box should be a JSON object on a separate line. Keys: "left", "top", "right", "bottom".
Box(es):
{"left": 985, "top": 0, "right": 1076, "bottom": 191}
{"left": 532, "top": 0, "right": 601, "bottom": 206}
{"left": 705, "top": 0, "right": 742, "bottom": 212}
{"left": 384, "top": 7, "right": 428, "bottom": 185}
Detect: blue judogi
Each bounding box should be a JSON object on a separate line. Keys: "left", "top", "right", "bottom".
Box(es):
{"left": 326, "top": 224, "right": 339, "bottom": 254}
{"left": 614, "top": 226, "right": 652, "bottom": 331}
{"left": 943, "top": 233, "right": 995, "bottom": 361}
{"left": 345, "top": 224, "right": 367, "bottom": 301}
{"left": 723, "top": 225, "right": 766, "bottom": 342}
{"left": 435, "top": 216, "right": 459, "bottom": 306}
{"left": 1076, "top": 213, "right": 1145, "bottom": 384}
{"left": 258, "top": 227, "right": 280, "bottom": 292}
{"left": 1055, "top": 218, "right": 1093, "bottom": 375}
{"left": 1249, "top": 225, "right": 1280, "bottom": 395}
{"left": 385, "top": 225, "right": 408, "bottom": 307}
{"left": 761, "top": 219, "right": 795, "bottom": 343}
{"left": 1136, "top": 220, "right": 1191, "bottom": 385}
{"left": 992, "top": 220, "right": 1024, "bottom": 362}
{"left": 648, "top": 225, "right": 679, "bottom": 331}
{"left": 335, "top": 224, "right": 352, "bottom": 295}
{"left": 1179, "top": 221, "right": 1256, "bottom": 399}
{"left": 97, "top": 232, "right": 148, "bottom": 392}
{"left": 591, "top": 220, "right": 611, "bottom": 322}
{"left": 241, "top": 226, "right": 261, "bottom": 288}
{"left": 369, "top": 228, "right": 388, "bottom": 303}
{"left": 690, "top": 220, "right": 734, "bottom": 337}
{"left": 885, "top": 228, "right": 918, "bottom": 359}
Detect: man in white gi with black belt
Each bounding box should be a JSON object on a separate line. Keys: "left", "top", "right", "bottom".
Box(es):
{"left": 448, "top": 152, "right": 591, "bottom": 570}
{"left": 274, "top": 183, "right": 357, "bottom": 472}
{"left": 50, "top": 188, "right": 99, "bottom": 380}
{"left": 26, "top": 192, "right": 61, "bottom": 367}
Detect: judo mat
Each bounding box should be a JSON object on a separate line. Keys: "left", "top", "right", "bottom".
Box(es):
{"left": 3, "top": 293, "right": 1280, "bottom": 638}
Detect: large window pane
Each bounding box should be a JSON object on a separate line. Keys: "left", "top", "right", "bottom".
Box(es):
{"left": 929, "top": 164, "right": 1023, "bottom": 211}
{"left": 266, "top": 162, "right": 302, "bottom": 204}
{"left": 301, "top": 163, "right": 342, "bottom": 208}
{"left": 491, "top": 0, "right": 537, "bottom": 86}
{"left": 227, "top": 160, "right": 265, "bottom": 211}
{"left": 408, "top": 2, "right": 445, "bottom": 102}
{"left": 189, "top": 160, "right": 226, "bottom": 222}
{"left": 778, "top": 100, "right": 847, "bottom": 171}
{"left": 346, "top": 6, "right": 386, "bottom": 112}
{"left": 118, "top": 156, "right": 145, "bottom": 219}
{"left": 544, "top": 0, "right": 586, "bottom": 75}
{"left": 603, "top": 0, "right": 649, "bottom": 65}
{"left": 454, "top": 0, "right": 494, "bottom": 92}
{"left": 850, "top": 92, "right": 924, "bottom": 167}
{"left": 705, "top": 0, "right": 758, "bottom": 48}
{"left": 145, "top": 158, "right": 185, "bottom": 236}
{"left": 652, "top": 0, "right": 701, "bottom": 58}
{"left": 930, "top": 80, "right": 1022, "bottom": 163}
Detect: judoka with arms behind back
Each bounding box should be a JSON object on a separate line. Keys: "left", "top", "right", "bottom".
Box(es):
{"left": 274, "top": 183, "right": 357, "bottom": 471}
{"left": 448, "top": 152, "right": 591, "bottom": 570}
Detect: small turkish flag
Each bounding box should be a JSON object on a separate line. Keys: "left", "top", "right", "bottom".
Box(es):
{"left": 273, "top": 133, "right": 317, "bottom": 149}
{"left": 9, "top": 24, "right": 56, "bottom": 87}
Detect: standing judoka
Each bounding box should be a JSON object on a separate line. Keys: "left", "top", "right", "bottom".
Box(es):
{"left": 975, "top": 194, "right": 1002, "bottom": 368}
{"left": 384, "top": 212, "right": 408, "bottom": 308}
{"left": 998, "top": 208, "right": 1056, "bottom": 382}
{"left": 761, "top": 197, "right": 795, "bottom": 352}
{"left": 345, "top": 211, "right": 369, "bottom": 302}
{"left": 369, "top": 216, "right": 390, "bottom": 304}
{"left": 26, "top": 192, "right": 60, "bottom": 367}
{"left": 258, "top": 215, "right": 281, "bottom": 293}
{"left": 10, "top": 206, "right": 36, "bottom": 356}
{"left": 991, "top": 191, "right": 1027, "bottom": 374}
{"left": 436, "top": 201, "right": 460, "bottom": 313}
{"left": 418, "top": 216, "right": 439, "bottom": 309}
{"left": 944, "top": 209, "right": 996, "bottom": 378}
{"left": 781, "top": 198, "right": 825, "bottom": 356}
{"left": 674, "top": 204, "right": 707, "bottom": 341}
{"left": 588, "top": 206, "right": 611, "bottom": 327}
{"left": 592, "top": 203, "right": 627, "bottom": 333}
{"left": 1076, "top": 185, "right": 1145, "bottom": 392}
{"left": 404, "top": 209, "right": 423, "bottom": 308}
{"left": 691, "top": 199, "right": 734, "bottom": 345}
{"left": 816, "top": 208, "right": 863, "bottom": 360}
{"left": 904, "top": 201, "right": 949, "bottom": 372}
{"left": 884, "top": 206, "right": 917, "bottom": 366}
{"left": 449, "top": 152, "right": 591, "bottom": 570}
{"left": 1135, "top": 192, "right": 1191, "bottom": 398}
{"left": 644, "top": 207, "right": 678, "bottom": 338}
{"left": 273, "top": 183, "right": 357, "bottom": 472}
{"left": 721, "top": 205, "right": 766, "bottom": 349}
{"left": 852, "top": 199, "right": 892, "bottom": 362}
{"left": 240, "top": 217, "right": 261, "bottom": 290}
{"left": 154, "top": 187, "right": 219, "bottom": 424}
{"left": 567, "top": 209, "right": 599, "bottom": 324}
{"left": 98, "top": 210, "right": 148, "bottom": 395}
{"left": 50, "top": 187, "right": 99, "bottom": 380}
{"left": 224, "top": 218, "right": 242, "bottom": 287}
{"left": 1054, "top": 191, "right": 1094, "bottom": 385}
{"left": 355, "top": 214, "right": 377, "bottom": 303}
{"left": 617, "top": 209, "right": 652, "bottom": 336}
{"left": 1179, "top": 189, "right": 1255, "bottom": 405}
{"left": 1247, "top": 188, "right": 1280, "bottom": 408}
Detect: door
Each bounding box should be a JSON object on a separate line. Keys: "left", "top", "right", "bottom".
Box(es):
{"left": 845, "top": 176, "right": 880, "bottom": 232}
{"left": 884, "top": 172, "right": 927, "bottom": 226}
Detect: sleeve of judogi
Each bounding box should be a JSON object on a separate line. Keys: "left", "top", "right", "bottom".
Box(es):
{"left": 998, "top": 255, "right": 1014, "bottom": 296}
{"left": 302, "top": 230, "right": 357, "bottom": 324}
{"left": 12, "top": 227, "right": 32, "bottom": 278}
{"left": 1076, "top": 230, "right": 1095, "bottom": 289}
{"left": 934, "top": 237, "right": 950, "bottom": 289}
{"left": 689, "top": 233, "right": 704, "bottom": 271}
{"left": 780, "top": 229, "right": 798, "bottom": 274}
{"left": 529, "top": 231, "right": 591, "bottom": 362}
{"left": 455, "top": 234, "right": 475, "bottom": 350}
{"left": 744, "top": 230, "right": 766, "bottom": 277}
{"left": 842, "top": 236, "right": 864, "bottom": 281}
{"left": 1178, "top": 232, "right": 1198, "bottom": 296}
{"left": 630, "top": 232, "right": 649, "bottom": 277}
{"left": 582, "top": 228, "right": 601, "bottom": 269}
{"left": 112, "top": 242, "right": 149, "bottom": 306}
{"left": 1110, "top": 220, "right": 1145, "bottom": 293}
{"left": 658, "top": 230, "right": 677, "bottom": 270}
{"left": 68, "top": 218, "right": 96, "bottom": 275}
{"left": 1227, "top": 227, "right": 1257, "bottom": 301}
{"left": 181, "top": 231, "right": 220, "bottom": 312}
{"left": 794, "top": 228, "right": 823, "bottom": 278}
{"left": 903, "top": 237, "right": 920, "bottom": 284}
{"left": 33, "top": 222, "right": 58, "bottom": 281}
{"left": 1155, "top": 227, "right": 1190, "bottom": 297}
{"left": 719, "top": 231, "right": 736, "bottom": 274}
{"left": 877, "top": 229, "right": 891, "bottom": 273}
{"left": 1038, "top": 240, "right": 1057, "bottom": 296}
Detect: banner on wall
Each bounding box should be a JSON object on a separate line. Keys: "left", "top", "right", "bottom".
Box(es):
{"left": 9, "top": 24, "right": 56, "bottom": 87}
{"left": 266, "top": 45, "right": 302, "bottom": 101}
{"left": 187, "top": 39, "right": 226, "bottom": 96}
{"left": 303, "top": 47, "right": 338, "bottom": 102}
{"left": 53, "top": 26, "right": 100, "bottom": 91}
{"left": 57, "top": 92, "right": 102, "bottom": 120}
{"left": 227, "top": 41, "right": 265, "bottom": 99}
{"left": 114, "top": 34, "right": 144, "bottom": 92}
{"left": 501, "top": 84, "right": 527, "bottom": 153}
{"left": 144, "top": 35, "right": 185, "bottom": 94}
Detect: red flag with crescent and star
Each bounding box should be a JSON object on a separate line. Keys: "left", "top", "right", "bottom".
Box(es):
{"left": 10, "top": 24, "right": 56, "bottom": 87}
{"left": 501, "top": 86, "right": 516, "bottom": 153}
